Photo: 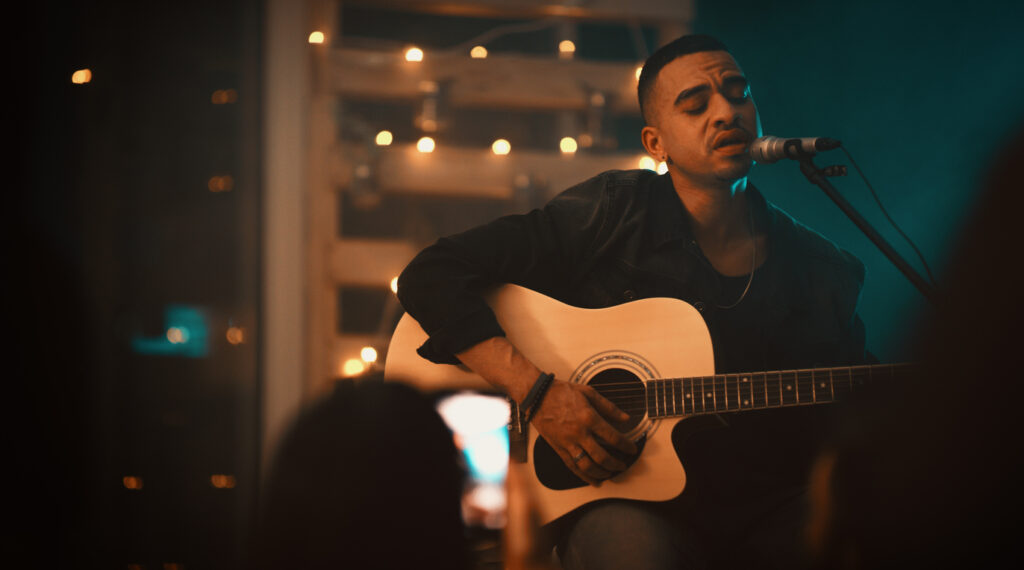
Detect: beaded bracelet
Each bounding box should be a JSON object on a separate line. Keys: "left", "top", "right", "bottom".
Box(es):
{"left": 522, "top": 372, "right": 555, "bottom": 424}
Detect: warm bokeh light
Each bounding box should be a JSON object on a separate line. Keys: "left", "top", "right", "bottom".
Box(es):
{"left": 208, "top": 175, "right": 235, "bottom": 193}
{"left": 635, "top": 65, "right": 643, "bottom": 81}
{"left": 308, "top": 31, "right": 325, "bottom": 44}
{"left": 123, "top": 476, "right": 143, "bottom": 490}
{"left": 166, "top": 327, "right": 188, "bottom": 344}
{"left": 470, "top": 45, "right": 488, "bottom": 59}
{"left": 559, "top": 137, "right": 578, "bottom": 154}
{"left": 342, "top": 358, "right": 367, "bottom": 377}
{"left": 375, "top": 130, "right": 393, "bottom": 146}
{"left": 390, "top": 276, "right": 399, "bottom": 294}
{"left": 416, "top": 136, "right": 435, "bottom": 153}
{"left": 639, "top": 156, "right": 657, "bottom": 171}
{"left": 405, "top": 46, "right": 424, "bottom": 62}
{"left": 657, "top": 161, "right": 669, "bottom": 174}
{"left": 210, "top": 474, "right": 236, "bottom": 489}
{"left": 491, "top": 139, "right": 511, "bottom": 155}
{"left": 558, "top": 40, "right": 576, "bottom": 58}
{"left": 360, "top": 346, "right": 378, "bottom": 363}
{"left": 211, "top": 89, "right": 238, "bottom": 104}
{"left": 71, "top": 69, "right": 92, "bottom": 84}
{"left": 226, "top": 326, "right": 245, "bottom": 345}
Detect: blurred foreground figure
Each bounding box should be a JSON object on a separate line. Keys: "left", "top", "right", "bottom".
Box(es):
{"left": 251, "top": 377, "right": 469, "bottom": 570}
{"left": 807, "top": 130, "right": 1024, "bottom": 568}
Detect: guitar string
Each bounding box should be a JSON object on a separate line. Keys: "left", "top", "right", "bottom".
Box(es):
{"left": 548, "top": 365, "right": 898, "bottom": 391}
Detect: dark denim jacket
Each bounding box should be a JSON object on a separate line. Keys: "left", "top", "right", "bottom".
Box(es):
{"left": 398, "top": 169, "right": 868, "bottom": 373}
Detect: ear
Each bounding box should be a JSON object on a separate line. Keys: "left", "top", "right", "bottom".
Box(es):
{"left": 641, "top": 125, "right": 663, "bottom": 161}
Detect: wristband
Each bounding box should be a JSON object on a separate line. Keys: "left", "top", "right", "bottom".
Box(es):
{"left": 522, "top": 372, "right": 555, "bottom": 424}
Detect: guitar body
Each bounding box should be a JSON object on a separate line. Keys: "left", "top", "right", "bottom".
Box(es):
{"left": 385, "top": 284, "right": 715, "bottom": 524}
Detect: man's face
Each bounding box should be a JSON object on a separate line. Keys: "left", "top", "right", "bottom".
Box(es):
{"left": 643, "top": 51, "right": 762, "bottom": 189}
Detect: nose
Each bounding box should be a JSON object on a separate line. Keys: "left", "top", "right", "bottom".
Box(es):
{"left": 709, "top": 92, "right": 744, "bottom": 128}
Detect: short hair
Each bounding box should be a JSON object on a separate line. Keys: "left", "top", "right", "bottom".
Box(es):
{"left": 637, "top": 34, "right": 731, "bottom": 125}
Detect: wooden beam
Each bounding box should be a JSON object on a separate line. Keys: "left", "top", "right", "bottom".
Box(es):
{"left": 345, "top": 0, "right": 694, "bottom": 23}
{"left": 332, "top": 142, "right": 654, "bottom": 200}
{"left": 328, "top": 47, "right": 642, "bottom": 113}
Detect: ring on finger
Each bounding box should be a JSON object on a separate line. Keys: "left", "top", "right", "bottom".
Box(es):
{"left": 571, "top": 450, "right": 587, "bottom": 463}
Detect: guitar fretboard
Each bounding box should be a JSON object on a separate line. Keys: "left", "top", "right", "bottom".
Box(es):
{"left": 645, "top": 363, "right": 910, "bottom": 418}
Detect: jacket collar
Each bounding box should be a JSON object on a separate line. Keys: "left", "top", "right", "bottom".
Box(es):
{"left": 646, "top": 173, "right": 775, "bottom": 249}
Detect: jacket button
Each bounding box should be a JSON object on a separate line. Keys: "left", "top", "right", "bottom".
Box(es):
{"left": 622, "top": 289, "right": 636, "bottom": 300}
{"left": 694, "top": 301, "right": 706, "bottom": 312}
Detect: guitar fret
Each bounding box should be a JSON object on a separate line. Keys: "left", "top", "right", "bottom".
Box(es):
{"left": 753, "top": 372, "right": 766, "bottom": 409}
{"left": 671, "top": 379, "right": 677, "bottom": 416}
{"left": 725, "top": 374, "right": 736, "bottom": 411}
{"left": 782, "top": 372, "right": 796, "bottom": 406}
{"left": 796, "top": 370, "right": 813, "bottom": 404}
{"left": 766, "top": 371, "right": 780, "bottom": 408}
{"left": 740, "top": 374, "right": 751, "bottom": 409}
{"left": 683, "top": 377, "right": 693, "bottom": 415}
{"left": 823, "top": 366, "right": 831, "bottom": 403}
{"left": 648, "top": 379, "right": 654, "bottom": 418}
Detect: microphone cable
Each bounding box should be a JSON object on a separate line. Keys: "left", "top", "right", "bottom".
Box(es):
{"left": 839, "top": 146, "right": 938, "bottom": 286}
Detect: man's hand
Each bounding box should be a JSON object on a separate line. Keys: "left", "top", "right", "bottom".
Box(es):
{"left": 530, "top": 380, "right": 638, "bottom": 485}
{"left": 455, "top": 336, "right": 637, "bottom": 485}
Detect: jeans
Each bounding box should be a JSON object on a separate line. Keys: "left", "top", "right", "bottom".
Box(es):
{"left": 555, "top": 488, "right": 810, "bottom": 570}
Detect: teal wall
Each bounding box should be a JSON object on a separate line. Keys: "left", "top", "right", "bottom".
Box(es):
{"left": 695, "top": 0, "right": 1024, "bottom": 360}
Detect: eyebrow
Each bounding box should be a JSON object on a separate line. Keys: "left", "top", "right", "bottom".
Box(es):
{"left": 673, "top": 76, "right": 749, "bottom": 106}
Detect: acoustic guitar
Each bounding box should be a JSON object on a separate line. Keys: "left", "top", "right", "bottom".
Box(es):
{"left": 384, "top": 284, "right": 904, "bottom": 524}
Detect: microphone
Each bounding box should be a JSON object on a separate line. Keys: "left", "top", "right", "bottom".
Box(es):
{"left": 749, "top": 136, "right": 842, "bottom": 163}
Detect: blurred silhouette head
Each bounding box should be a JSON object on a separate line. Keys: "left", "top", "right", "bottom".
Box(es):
{"left": 254, "top": 376, "right": 468, "bottom": 570}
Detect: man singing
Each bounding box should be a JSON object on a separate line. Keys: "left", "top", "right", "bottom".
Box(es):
{"left": 398, "top": 34, "right": 869, "bottom": 569}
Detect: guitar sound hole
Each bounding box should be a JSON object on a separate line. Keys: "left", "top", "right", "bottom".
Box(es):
{"left": 534, "top": 368, "right": 647, "bottom": 490}
{"left": 589, "top": 367, "right": 646, "bottom": 430}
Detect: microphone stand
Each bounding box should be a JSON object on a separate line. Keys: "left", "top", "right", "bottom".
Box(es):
{"left": 786, "top": 140, "right": 939, "bottom": 307}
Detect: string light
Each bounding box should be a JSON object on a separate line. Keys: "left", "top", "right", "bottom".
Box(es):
{"left": 166, "top": 327, "right": 188, "bottom": 344}
{"left": 360, "top": 346, "right": 378, "bottom": 363}
{"left": 71, "top": 69, "right": 92, "bottom": 84}
{"left": 405, "top": 47, "right": 424, "bottom": 62}
{"left": 491, "top": 139, "right": 511, "bottom": 155}
{"left": 375, "top": 130, "right": 393, "bottom": 146}
{"left": 123, "top": 476, "right": 143, "bottom": 490}
{"left": 558, "top": 40, "right": 576, "bottom": 60}
{"left": 342, "top": 358, "right": 367, "bottom": 377}
{"left": 308, "top": 31, "right": 325, "bottom": 44}
{"left": 416, "top": 136, "right": 435, "bottom": 153}
{"left": 211, "top": 89, "right": 238, "bottom": 104}
{"left": 210, "top": 474, "right": 236, "bottom": 489}
{"left": 470, "top": 46, "right": 488, "bottom": 59}
{"left": 208, "top": 175, "right": 235, "bottom": 192}
{"left": 638, "top": 156, "right": 657, "bottom": 171}
{"left": 226, "top": 326, "right": 245, "bottom": 345}
{"left": 559, "top": 137, "right": 578, "bottom": 154}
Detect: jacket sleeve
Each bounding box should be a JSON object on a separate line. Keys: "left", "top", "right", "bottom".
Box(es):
{"left": 396, "top": 173, "right": 616, "bottom": 364}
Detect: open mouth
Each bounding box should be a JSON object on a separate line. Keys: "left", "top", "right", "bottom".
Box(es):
{"left": 713, "top": 131, "right": 752, "bottom": 155}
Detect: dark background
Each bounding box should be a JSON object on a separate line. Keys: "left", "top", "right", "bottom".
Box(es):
{"left": 9, "top": 0, "right": 1022, "bottom": 567}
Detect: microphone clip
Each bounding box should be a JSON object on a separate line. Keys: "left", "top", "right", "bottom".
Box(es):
{"left": 821, "top": 164, "right": 847, "bottom": 177}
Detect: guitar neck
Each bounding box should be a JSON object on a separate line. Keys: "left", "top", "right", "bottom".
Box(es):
{"left": 645, "top": 363, "right": 911, "bottom": 419}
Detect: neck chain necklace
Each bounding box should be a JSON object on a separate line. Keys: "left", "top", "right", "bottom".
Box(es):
{"left": 716, "top": 205, "right": 756, "bottom": 310}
